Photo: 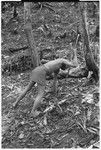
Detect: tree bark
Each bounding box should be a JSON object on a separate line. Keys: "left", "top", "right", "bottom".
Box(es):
{"left": 79, "top": 3, "right": 99, "bottom": 82}
{"left": 24, "top": 2, "right": 40, "bottom": 68}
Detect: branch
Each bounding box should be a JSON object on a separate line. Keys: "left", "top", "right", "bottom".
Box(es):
{"left": 70, "top": 42, "right": 79, "bottom": 67}
{"left": 9, "top": 46, "right": 28, "bottom": 53}
{"left": 59, "top": 67, "right": 88, "bottom": 79}
{"left": 63, "top": 20, "right": 80, "bottom": 30}
{"left": 43, "top": 97, "right": 70, "bottom": 114}
{"left": 35, "top": 95, "right": 73, "bottom": 118}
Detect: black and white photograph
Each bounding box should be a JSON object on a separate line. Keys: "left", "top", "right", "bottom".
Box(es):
{"left": 1, "top": 1, "right": 100, "bottom": 148}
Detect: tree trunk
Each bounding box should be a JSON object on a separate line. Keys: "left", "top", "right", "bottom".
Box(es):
{"left": 79, "top": 2, "right": 99, "bottom": 82}
{"left": 24, "top": 2, "right": 40, "bottom": 68}
{"left": 13, "top": 4, "right": 18, "bottom": 18}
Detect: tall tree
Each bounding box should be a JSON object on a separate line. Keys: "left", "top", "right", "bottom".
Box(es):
{"left": 78, "top": 2, "right": 99, "bottom": 82}
{"left": 24, "top": 2, "right": 40, "bottom": 68}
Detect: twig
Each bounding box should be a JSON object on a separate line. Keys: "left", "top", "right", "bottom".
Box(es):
{"left": 43, "top": 95, "right": 70, "bottom": 114}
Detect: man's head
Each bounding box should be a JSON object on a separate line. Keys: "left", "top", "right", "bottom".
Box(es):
{"left": 60, "top": 63, "right": 67, "bottom": 70}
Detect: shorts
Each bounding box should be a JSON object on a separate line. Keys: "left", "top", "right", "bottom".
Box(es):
{"left": 31, "top": 65, "right": 47, "bottom": 86}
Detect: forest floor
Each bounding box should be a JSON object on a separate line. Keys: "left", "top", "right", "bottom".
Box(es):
{"left": 2, "top": 72, "right": 99, "bottom": 148}
{"left": 1, "top": 3, "right": 99, "bottom": 148}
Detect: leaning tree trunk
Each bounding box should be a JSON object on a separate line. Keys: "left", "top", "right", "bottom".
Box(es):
{"left": 24, "top": 2, "right": 40, "bottom": 68}
{"left": 79, "top": 2, "right": 99, "bottom": 82}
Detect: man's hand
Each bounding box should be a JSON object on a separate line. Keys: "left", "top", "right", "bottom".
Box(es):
{"left": 69, "top": 65, "right": 80, "bottom": 75}
{"left": 59, "top": 69, "right": 69, "bottom": 76}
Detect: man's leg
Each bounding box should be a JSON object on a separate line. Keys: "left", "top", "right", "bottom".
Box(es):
{"left": 53, "top": 73, "right": 63, "bottom": 113}
{"left": 53, "top": 73, "right": 58, "bottom": 94}
{"left": 30, "top": 84, "right": 45, "bottom": 117}
{"left": 13, "top": 81, "right": 35, "bottom": 108}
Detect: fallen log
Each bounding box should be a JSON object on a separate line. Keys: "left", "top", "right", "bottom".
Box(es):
{"left": 46, "top": 66, "right": 89, "bottom": 80}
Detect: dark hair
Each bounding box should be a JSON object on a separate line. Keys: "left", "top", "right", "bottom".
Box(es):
{"left": 61, "top": 63, "right": 66, "bottom": 70}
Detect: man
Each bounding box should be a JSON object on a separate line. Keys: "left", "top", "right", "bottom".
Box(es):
{"left": 13, "top": 57, "right": 78, "bottom": 117}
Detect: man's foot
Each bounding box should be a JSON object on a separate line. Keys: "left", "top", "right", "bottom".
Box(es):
{"left": 30, "top": 110, "right": 41, "bottom": 118}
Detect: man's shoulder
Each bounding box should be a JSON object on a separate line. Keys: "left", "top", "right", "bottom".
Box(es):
{"left": 56, "top": 58, "right": 64, "bottom": 62}
{"left": 59, "top": 58, "right": 66, "bottom": 63}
